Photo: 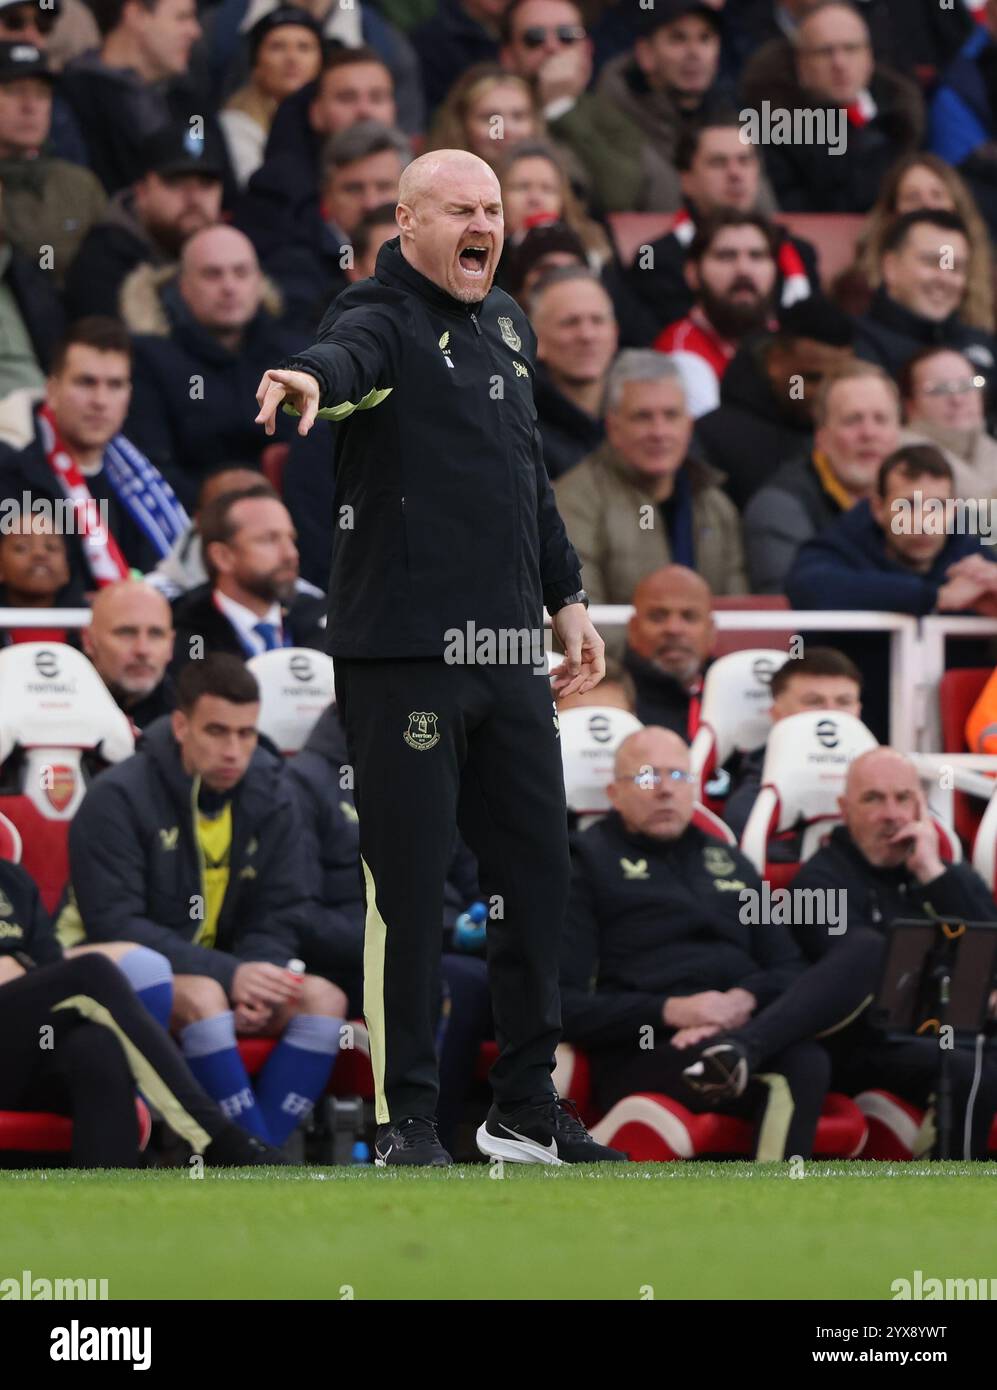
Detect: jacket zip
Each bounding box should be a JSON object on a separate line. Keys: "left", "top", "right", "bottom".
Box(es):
{"left": 190, "top": 777, "right": 208, "bottom": 946}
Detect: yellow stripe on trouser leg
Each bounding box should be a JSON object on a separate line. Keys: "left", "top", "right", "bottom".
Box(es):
{"left": 361, "top": 856, "right": 389, "bottom": 1125}
{"left": 753, "top": 1072, "right": 794, "bottom": 1163}
{"left": 51, "top": 995, "right": 212, "bottom": 1154}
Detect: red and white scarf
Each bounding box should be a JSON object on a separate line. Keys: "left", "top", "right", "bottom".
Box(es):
{"left": 38, "top": 403, "right": 130, "bottom": 588}
{"left": 845, "top": 89, "right": 878, "bottom": 128}
{"left": 672, "top": 209, "right": 812, "bottom": 309}
{"left": 963, "top": 0, "right": 989, "bottom": 25}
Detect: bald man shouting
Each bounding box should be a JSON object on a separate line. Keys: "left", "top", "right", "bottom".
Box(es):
{"left": 255, "top": 148, "right": 620, "bottom": 1166}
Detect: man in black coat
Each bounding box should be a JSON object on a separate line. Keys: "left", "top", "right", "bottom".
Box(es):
{"left": 124, "top": 224, "right": 300, "bottom": 509}
{"left": 170, "top": 484, "right": 325, "bottom": 675}
{"left": 854, "top": 210, "right": 997, "bottom": 394}
{"left": 254, "top": 148, "right": 622, "bottom": 1167}
{"left": 622, "top": 565, "right": 715, "bottom": 741}
{"left": 700, "top": 748, "right": 997, "bottom": 1158}
{"left": 62, "top": 655, "right": 346, "bottom": 1146}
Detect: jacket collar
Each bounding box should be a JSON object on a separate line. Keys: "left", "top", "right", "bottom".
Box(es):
{"left": 869, "top": 286, "right": 957, "bottom": 345}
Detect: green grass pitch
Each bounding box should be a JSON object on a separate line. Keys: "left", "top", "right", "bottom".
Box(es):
{"left": 4, "top": 1162, "right": 997, "bottom": 1301}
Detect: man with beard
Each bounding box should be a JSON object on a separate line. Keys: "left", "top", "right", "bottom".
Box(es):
{"left": 64, "top": 123, "right": 225, "bottom": 322}
{"left": 621, "top": 563, "right": 717, "bottom": 739}
{"left": 653, "top": 211, "right": 779, "bottom": 399}
{"left": 169, "top": 483, "right": 325, "bottom": 676}
{"left": 82, "top": 579, "right": 177, "bottom": 732}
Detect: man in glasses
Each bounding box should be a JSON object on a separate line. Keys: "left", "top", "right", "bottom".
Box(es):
{"left": 559, "top": 725, "right": 865, "bottom": 1159}
{"left": 499, "top": 0, "right": 671, "bottom": 213}
{"left": 900, "top": 347, "right": 997, "bottom": 499}
{"left": 741, "top": 0, "right": 924, "bottom": 213}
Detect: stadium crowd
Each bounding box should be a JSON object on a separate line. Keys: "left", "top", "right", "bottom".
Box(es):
{"left": 3, "top": 0, "right": 997, "bottom": 1164}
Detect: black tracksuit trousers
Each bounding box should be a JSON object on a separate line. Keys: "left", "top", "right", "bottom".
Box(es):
{"left": 334, "top": 655, "right": 568, "bottom": 1124}
{"left": 0, "top": 954, "right": 225, "bottom": 1165}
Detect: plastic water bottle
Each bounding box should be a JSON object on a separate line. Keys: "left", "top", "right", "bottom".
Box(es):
{"left": 454, "top": 900, "right": 488, "bottom": 952}
{"left": 352, "top": 1141, "right": 371, "bottom": 1164}
{"left": 286, "top": 957, "right": 306, "bottom": 993}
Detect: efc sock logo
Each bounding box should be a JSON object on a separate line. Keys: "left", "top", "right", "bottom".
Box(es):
{"left": 439, "top": 331, "right": 454, "bottom": 368}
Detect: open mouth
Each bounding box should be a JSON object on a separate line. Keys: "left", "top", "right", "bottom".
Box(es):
{"left": 458, "top": 244, "right": 489, "bottom": 276}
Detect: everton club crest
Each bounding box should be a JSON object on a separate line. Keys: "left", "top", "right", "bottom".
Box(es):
{"left": 404, "top": 711, "right": 440, "bottom": 751}
{"left": 498, "top": 316, "right": 522, "bottom": 352}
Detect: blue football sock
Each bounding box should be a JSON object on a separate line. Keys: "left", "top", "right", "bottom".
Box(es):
{"left": 180, "top": 1012, "right": 270, "bottom": 1141}
{"left": 113, "top": 946, "right": 173, "bottom": 1030}
{"left": 255, "top": 1015, "right": 341, "bottom": 1146}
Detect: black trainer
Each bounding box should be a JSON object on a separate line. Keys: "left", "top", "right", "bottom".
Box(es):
{"left": 682, "top": 1039, "right": 751, "bottom": 1101}
{"left": 205, "top": 1123, "right": 296, "bottom": 1166}
{"left": 374, "top": 1116, "right": 453, "bottom": 1167}
{"left": 476, "top": 1095, "right": 628, "bottom": 1164}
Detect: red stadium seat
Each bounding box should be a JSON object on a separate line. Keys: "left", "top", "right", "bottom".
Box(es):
{"left": 0, "top": 643, "right": 135, "bottom": 912}
{"left": 260, "top": 443, "right": 290, "bottom": 497}
{"left": 0, "top": 1098, "right": 152, "bottom": 1157}
{"left": 939, "top": 667, "right": 991, "bottom": 848}
{"left": 237, "top": 1019, "right": 374, "bottom": 1100}
{"left": 589, "top": 1091, "right": 867, "bottom": 1160}
{"left": 855, "top": 1090, "right": 997, "bottom": 1160}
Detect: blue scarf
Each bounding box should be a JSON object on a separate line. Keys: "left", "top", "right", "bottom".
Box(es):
{"left": 101, "top": 434, "right": 189, "bottom": 560}
{"left": 661, "top": 465, "right": 695, "bottom": 569}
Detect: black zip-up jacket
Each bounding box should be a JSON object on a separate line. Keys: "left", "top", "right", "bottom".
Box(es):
{"left": 279, "top": 236, "right": 582, "bottom": 658}
{"left": 560, "top": 813, "right": 805, "bottom": 1048}
{"left": 65, "top": 717, "right": 308, "bottom": 989}
{"left": 789, "top": 825, "right": 997, "bottom": 963}
{"left": 0, "top": 861, "right": 61, "bottom": 968}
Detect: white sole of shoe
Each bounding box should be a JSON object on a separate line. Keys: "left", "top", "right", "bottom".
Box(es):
{"left": 475, "top": 1122, "right": 565, "bottom": 1165}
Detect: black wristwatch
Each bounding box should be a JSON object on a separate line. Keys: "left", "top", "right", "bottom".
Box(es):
{"left": 549, "top": 589, "right": 589, "bottom": 615}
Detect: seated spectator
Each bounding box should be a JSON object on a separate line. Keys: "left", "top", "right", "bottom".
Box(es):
{"left": 170, "top": 482, "right": 325, "bottom": 674}
{"left": 900, "top": 347, "right": 997, "bottom": 498}
{"left": 0, "top": 878, "right": 287, "bottom": 1166}
{"left": 150, "top": 464, "right": 264, "bottom": 599}
{"left": 787, "top": 443, "right": 997, "bottom": 614}
{"left": 219, "top": 7, "right": 323, "bottom": 190}
{"left": 208, "top": 0, "right": 424, "bottom": 137}
{"left": 554, "top": 352, "right": 746, "bottom": 601}
{"left": 620, "top": 563, "right": 716, "bottom": 739}
{"left": 0, "top": 0, "right": 90, "bottom": 165}
{"left": 560, "top": 724, "right": 834, "bottom": 1159}
{"left": 64, "top": 123, "right": 225, "bottom": 323}
{"left": 743, "top": 361, "right": 901, "bottom": 593}
{"left": 625, "top": 113, "right": 816, "bottom": 340}
{"left": 653, "top": 211, "right": 779, "bottom": 399}
{"left": 724, "top": 646, "right": 864, "bottom": 841}
{"left": 81, "top": 578, "right": 175, "bottom": 731}
{"left": 597, "top": 0, "right": 732, "bottom": 171}
{"left": 556, "top": 653, "right": 637, "bottom": 714}
{"left": 741, "top": 0, "right": 924, "bottom": 213}
{"left": 59, "top": 0, "right": 234, "bottom": 199}
{"left": 0, "top": 511, "right": 80, "bottom": 645}
{"left": 0, "top": 315, "right": 189, "bottom": 587}
{"left": 0, "top": 41, "right": 105, "bottom": 285}
{"left": 696, "top": 294, "right": 856, "bottom": 509}
{"left": 501, "top": 217, "right": 586, "bottom": 306}
{"left": 282, "top": 205, "right": 398, "bottom": 589}
{"left": 60, "top": 654, "right": 347, "bottom": 1145}
{"left": 531, "top": 265, "right": 618, "bottom": 480}
{"left": 853, "top": 210, "right": 997, "bottom": 390}
{"left": 0, "top": 183, "right": 65, "bottom": 397}
{"left": 233, "top": 46, "right": 398, "bottom": 319}
{"left": 427, "top": 63, "right": 546, "bottom": 168}
{"left": 928, "top": 0, "right": 997, "bottom": 232}
{"left": 683, "top": 746, "right": 997, "bottom": 1159}
{"left": 496, "top": 139, "right": 612, "bottom": 273}
{"left": 831, "top": 153, "right": 995, "bottom": 331}
{"left": 412, "top": 0, "right": 503, "bottom": 116}
{"left": 285, "top": 701, "right": 491, "bottom": 1157}
{"left": 499, "top": 0, "right": 681, "bottom": 212}
{"left": 123, "top": 225, "right": 301, "bottom": 507}
{"left": 275, "top": 118, "right": 410, "bottom": 333}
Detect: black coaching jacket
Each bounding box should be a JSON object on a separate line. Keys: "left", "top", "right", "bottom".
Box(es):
{"left": 63, "top": 717, "right": 308, "bottom": 989}
{"left": 560, "top": 813, "right": 805, "bottom": 1049}
{"left": 279, "top": 236, "right": 582, "bottom": 657}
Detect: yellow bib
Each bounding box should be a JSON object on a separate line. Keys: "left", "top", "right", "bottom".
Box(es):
{"left": 194, "top": 803, "right": 232, "bottom": 949}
